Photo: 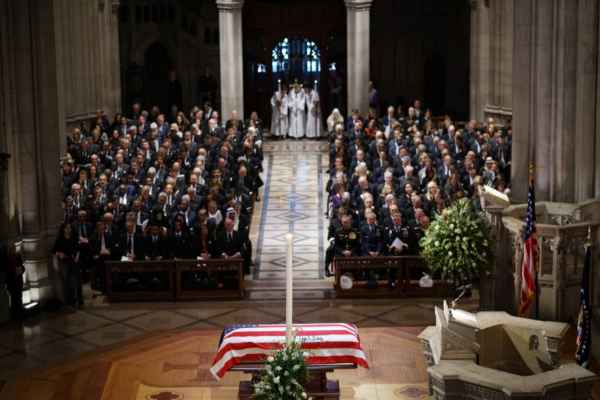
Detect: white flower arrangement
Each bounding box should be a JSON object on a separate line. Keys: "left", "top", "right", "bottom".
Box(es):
{"left": 253, "top": 341, "right": 310, "bottom": 400}
{"left": 420, "top": 198, "right": 492, "bottom": 286}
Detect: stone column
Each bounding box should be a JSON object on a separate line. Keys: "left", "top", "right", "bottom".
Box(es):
{"left": 575, "top": 0, "right": 598, "bottom": 201}
{"left": 11, "top": 0, "right": 61, "bottom": 304}
{"left": 470, "top": 0, "right": 513, "bottom": 124}
{"left": 345, "top": 0, "right": 372, "bottom": 115}
{"left": 469, "top": 0, "right": 490, "bottom": 121}
{"left": 109, "top": 0, "right": 122, "bottom": 115}
{"left": 216, "top": 0, "right": 244, "bottom": 120}
{"left": 511, "top": 0, "right": 534, "bottom": 202}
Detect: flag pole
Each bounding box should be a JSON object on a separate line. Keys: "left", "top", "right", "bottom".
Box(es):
{"left": 530, "top": 163, "right": 540, "bottom": 320}
{"left": 586, "top": 225, "right": 593, "bottom": 309}
{"left": 576, "top": 225, "right": 593, "bottom": 367}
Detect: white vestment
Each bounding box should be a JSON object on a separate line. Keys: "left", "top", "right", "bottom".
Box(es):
{"left": 305, "top": 89, "right": 322, "bottom": 138}
{"left": 270, "top": 91, "right": 288, "bottom": 136}
{"left": 288, "top": 89, "right": 305, "bottom": 138}
{"left": 270, "top": 91, "right": 281, "bottom": 135}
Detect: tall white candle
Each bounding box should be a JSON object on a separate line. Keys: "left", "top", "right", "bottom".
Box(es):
{"left": 314, "top": 80, "right": 318, "bottom": 92}
{"left": 285, "top": 232, "right": 294, "bottom": 345}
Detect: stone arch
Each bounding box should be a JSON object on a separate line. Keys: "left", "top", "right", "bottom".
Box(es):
{"left": 142, "top": 41, "right": 173, "bottom": 111}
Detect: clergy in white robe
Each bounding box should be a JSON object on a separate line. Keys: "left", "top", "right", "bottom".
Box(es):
{"left": 270, "top": 89, "right": 289, "bottom": 137}
{"left": 270, "top": 90, "right": 283, "bottom": 136}
{"left": 288, "top": 86, "right": 306, "bottom": 138}
{"left": 305, "top": 88, "right": 322, "bottom": 138}
{"left": 278, "top": 89, "right": 289, "bottom": 137}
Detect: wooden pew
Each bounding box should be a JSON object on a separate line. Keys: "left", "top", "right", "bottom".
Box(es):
{"left": 333, "top": 256, "right": 448, "bottom": 298}
{"left": 105, "top": 258, "right": 245, "bottom": 302}
{"left": 105, "top": 260, "right": 176, "bottom": 302}
{"left": 176, "top": 258, "right": 245, "bottom": 300}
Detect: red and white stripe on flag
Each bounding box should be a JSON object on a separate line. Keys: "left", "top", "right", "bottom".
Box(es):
{"left": 210, "top": 323, "right": 369, "bottom": 379}
{"left": 519, "top": 236, "right": 537, "bottom": 316}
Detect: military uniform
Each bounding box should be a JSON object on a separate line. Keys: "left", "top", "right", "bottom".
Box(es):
{"left": 384, "top": 223, "right": 412, "bottom": 255}
{"left": 333, "top": 227, "right": 361, "bottom": 257}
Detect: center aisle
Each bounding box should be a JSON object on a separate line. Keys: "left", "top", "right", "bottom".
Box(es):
{"left": 247, "top": 140, "right": 332, "bottom": 300}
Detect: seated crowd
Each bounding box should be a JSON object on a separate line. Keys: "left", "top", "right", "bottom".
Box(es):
{"left": 53, "top": 103, "right": 264, "bottom": 307}
{"left": 325, "top": 101, "right": 511, "bottom": 276}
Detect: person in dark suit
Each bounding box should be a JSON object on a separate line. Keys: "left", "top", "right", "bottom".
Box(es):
{"left": 144, "top": 223, "right": 168, "bottom": 260}
{"left": 226, "top": 204, "right": 252, "bottom": 273}
{"left": 3, "top": 240, "right": 24, "bottom": 319}
{"left": 53, "top": 223, "right": 82, "bottom": 307}
{"left": 218, "top": 218, "right": 243, "bottom": 258}
{"left": 192, "top": 209, "right": 212, "bottom": 259}
{"left": 360, "top": 212, "right": 383, "bottom": 257}
{"left": 170, "top": 217, "right": 192, "bottom": 259}
{"left": 120, "top": 220, "right": 145, "bottom": 261}
{"left": 72, "top": 210, "right": 93, "bottom": 282}
{"left": 218, "top": 217, "right": 251, "bottom": 277}
{"left": 91, "top": 214, "right": 121, "bottom": 293}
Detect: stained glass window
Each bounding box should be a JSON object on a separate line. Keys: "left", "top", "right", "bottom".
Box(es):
{"left": 272, "top": 37, "right": 321, "bottom": 77}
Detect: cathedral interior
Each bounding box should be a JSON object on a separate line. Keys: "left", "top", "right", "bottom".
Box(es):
{"left": 1, "top": 0, "right": 600, "bottom": 399}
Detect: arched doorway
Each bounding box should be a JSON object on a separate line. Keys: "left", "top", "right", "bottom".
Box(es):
{"left": 424, "top": 52, "right": 446, "bottom": 116}
{"left": 143, "top": 42, "right": 171, "bottom": 112}
{"left": 242, "top": 0, "right": 346, "bottom": 126}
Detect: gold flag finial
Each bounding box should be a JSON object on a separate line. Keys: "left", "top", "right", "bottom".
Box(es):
{"left": 528, "top": 163, "right": 535, "bottom": 184}
{"left": 585, "top": 225, "right": 592, "bottom": 248}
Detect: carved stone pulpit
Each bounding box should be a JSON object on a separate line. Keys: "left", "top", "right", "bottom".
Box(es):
{"left": 419, "top": 302, "right": 597, "bottom": 399}
{"left": 482, "top": 200, "right": 600, "bottom": 322}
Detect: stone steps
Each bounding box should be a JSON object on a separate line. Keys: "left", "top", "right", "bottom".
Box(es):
{"left": 246, "top": 279, "right": 332, "bottom": 290}
{"left": 245, "top": 279, "right": 334, "bottom": 300}
{"left": 247, "top": 289, "right": 332, "bottom": 301}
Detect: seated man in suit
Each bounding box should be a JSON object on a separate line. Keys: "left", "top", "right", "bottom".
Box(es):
{"left": 170, "top": 217, "right": 192, "bottom": 259}
{"left": 144, "top": 223, "right": 168, "bottom": 261}
{"left": 115, "top": 219, "right": 145, "bottom": 289}
{"left": 218, "top": 218, "right": 243, "bottom": 259}
{"left": 217, "top": 217, "right": 250, "bottom": 280}
{"left": 121, "top": 219, "right": 144, "bottom": 261}
{"left": 360, "top": 211, "right": 383, "bottom": 257}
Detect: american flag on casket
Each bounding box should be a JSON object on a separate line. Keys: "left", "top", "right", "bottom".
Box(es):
{"left": 210, "top": 323, "right": 369, "bottom": 379}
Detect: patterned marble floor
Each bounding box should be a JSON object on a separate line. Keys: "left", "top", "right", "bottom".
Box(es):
{"left": 0, "top": 297, "right": 482, "bottom": 399}
{"left": 247, "top": 140, "right": 332, "bottom": 300}
{"left": 2, "top": 325, "right": 432, "bottom": 400}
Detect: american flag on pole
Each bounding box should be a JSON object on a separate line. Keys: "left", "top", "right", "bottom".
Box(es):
{"left": 210, "top": 323, "right": 369, "bottom": 380}
{"left": 518, "top": 170, "right": 538, "bottom": 317}
{"left": 575, "top": 242, "right": 592, "bottom": 367}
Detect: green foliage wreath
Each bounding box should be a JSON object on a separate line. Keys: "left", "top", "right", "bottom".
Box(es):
{"left": 420, "top": 198, "right": 492, "bottom": 285}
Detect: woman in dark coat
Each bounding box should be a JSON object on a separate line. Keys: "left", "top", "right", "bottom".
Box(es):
{"left": 2, "top": 241, "right": 25, "bottom": 319}
{"left": 53, "top": 223, "right": 82, "bottom": 308}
